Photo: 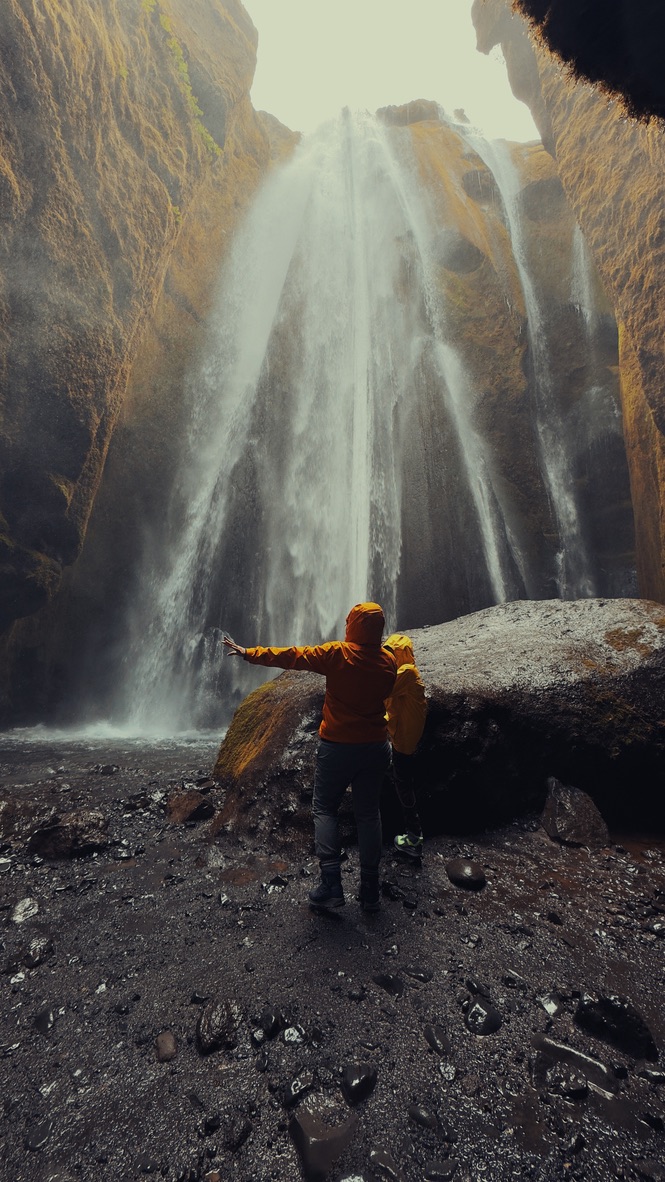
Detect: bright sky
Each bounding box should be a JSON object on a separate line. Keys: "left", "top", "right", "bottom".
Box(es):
{"left": 244, "top": 0, "right": 539, "bottom": 142}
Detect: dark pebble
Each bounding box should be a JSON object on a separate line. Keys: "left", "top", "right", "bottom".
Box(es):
{"left": 408, "top": 1104, "right": 439, "bottom": 1131}
{"left": 445, "top": 858, "right": 486, "bottom": 890}
{"left": 25, "top": 1119, "right": 53, "bottom": 1151}
{"left": 424, "top": 1024, "right": 452, "bottom": 1055}
{"left": 372, "top": 973, "right": 404, "bottom": 998}
{"left": 465, "top": 998, "right": 502, "bottom": 1035}
{"left": 425, "top": 1161, "right": 458, "bottom": 1181}
{"left": 341, "top": 1063, "right": 378, "bottom": 1104}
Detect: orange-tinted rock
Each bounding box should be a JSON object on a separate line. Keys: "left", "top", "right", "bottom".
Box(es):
{"left": 473, "top": 0, "right": 665, "bottom": 602}
{"left": 0, "top": 0, "right": 296, "bottom": 716}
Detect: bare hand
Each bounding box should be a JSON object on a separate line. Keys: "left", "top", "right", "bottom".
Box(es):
{"left": 223, "top": 633, "right": 246, "bottom": 657}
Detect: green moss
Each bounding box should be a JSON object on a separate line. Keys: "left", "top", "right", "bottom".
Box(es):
{"left": 157, "top": 9, "right": 221, "bottom": 158}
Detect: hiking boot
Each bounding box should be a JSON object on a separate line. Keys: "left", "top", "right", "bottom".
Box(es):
{"left": 394, "top": 831, "right": 423, "bottom": 860}
{"left": 308, "top": 861, "right": 345, "bottom": 910}
{"left": 358, "top": 871, "right": 381, "bottom": 912}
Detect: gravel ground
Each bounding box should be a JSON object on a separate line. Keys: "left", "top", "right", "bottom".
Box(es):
{"left": 0, "top": 734, "right": 664, "bottom": 1182}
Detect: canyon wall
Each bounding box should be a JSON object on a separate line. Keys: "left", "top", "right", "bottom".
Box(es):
{"left": 0, "top": 0, "right": 294, "bottom": 716}
{"left": 473, "top": 0, "right": 665, "bottom": 602}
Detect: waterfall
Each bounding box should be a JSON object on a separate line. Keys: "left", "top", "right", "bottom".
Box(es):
{"left": 463, "top": 132, "right": 598, "bottom": 599}
{"left": 113, "top": 111, "right": 522, "bottom": 733}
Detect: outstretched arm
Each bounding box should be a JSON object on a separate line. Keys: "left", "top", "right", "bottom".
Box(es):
{"left": 223, "top": 633, "right": 246, "bottom": 657}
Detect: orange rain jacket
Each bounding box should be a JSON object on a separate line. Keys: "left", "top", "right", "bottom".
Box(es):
{"left": 243, "top": 602, "right": 397, "bottom": 744}
{"left": 384, "top": 633, "right": 427, "bottom": 755}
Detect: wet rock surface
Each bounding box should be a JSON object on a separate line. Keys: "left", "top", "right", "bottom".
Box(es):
{"left": 214, "top": 599, "right": 665, "bottom": 840}
{"left": 0, "top": 734, "right": 663, "bottom": 1181}
{"left": 542, "top": 777, "right": 610, "bottom": 848}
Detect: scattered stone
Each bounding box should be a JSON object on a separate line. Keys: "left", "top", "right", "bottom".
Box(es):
{"left": 290, "top": 1103, "right": 359, "bottom": 1181}
{"left": 282, "top": 1025, "right": 306, "bottom": 1045}
{"left": 634, "top": 1161, "right": 665, "bottom": 1182}
{"left": 283, "top": 1071, "right": 315, "bottom": 1108}
{"left": 532, "top": 1034, "right": 617, "bottom": 1093}
{"left": 538, "top": 992, "right": 562, "bottom": 1017}
{"left": 574, "top": 993, "right": 659, "bottom": 1061}
{"left": 439, "top": 1063, "right": 457, "bottom": 1082}
{"left": 403, "top": 965, "right": 433, "bottom": 983}
{"left": 369, "top": 1147, "right": 407, "bottom": 1181}
{"left": 545, "top": 1065, "right": 589, "bottom": 1099}
{"left": 11, "top": 897, "right": 39, "bottom": 923}
{"left": 381, "top": 880, "right": 406, "bottom": 902}
{"left": 137, "top": 1155, "right": 161, "bottom": 1173}
{"left": 372, "top": 973, "right": 404, "bottom": 998}
{"left": 424, "top": 1024, "right": 452, "bottom": 1055}
{"left": 259, "top": 1007, "right": 284, "bottom": 1038}
{"left": 465, "top": 999, "right": 502, "bottom": 1035}
{"left": 541, "top": 777, "right": 609, "bottom": 848}
{"left": 348, "top": 984, "right": 367, "bottom": 1003}
{"left": 196, "top": 999, "right": 240, "bottom": 1054}
{"left": 408, "top": 1104, "right": 439, "bottom": 1131}
{"left": 341, "top": 1064, "right": 377, "bottom": 1105}
{"left": 23, "top": 933, "right": 53, "bottom": 967}
{"left": 27, "top": 809, "right": 109, "bottom": 858}
{"left": 425, "top": 1161, "right": 458, "bottom": 1181}
{"left": 167, "top": 790, "right": 215, "bottom": 824}
{"left": 223, "top": 1114, "right": 252, "bottom": 1151}
{"left": 34, "top": 1006, "right": 55, "bottom": 1035}
{"left": 203, "top": 1113, "right": 221, "bottom": 1134}
{"left": 460, "top": 1073, "right": 481, "bottom": 1097}
{"left": 96, "top": 764, "right": 120, "bottom": 775}
{"left": 445, "top": 859, "right": 486, "bottom": 890}
{"left": 155, "top": 1031, "right": 177, "bottom": 1062}
{"left": 25, "top": 1118, "right": 53, "bottom": 1150}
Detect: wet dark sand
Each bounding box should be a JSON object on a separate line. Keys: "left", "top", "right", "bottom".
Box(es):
{"left": 1, "top": 734, "right": 663, "bottom": 1182}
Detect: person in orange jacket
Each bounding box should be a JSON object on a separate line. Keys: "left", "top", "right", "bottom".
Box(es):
{"left": 384, "top": 633, "right": 427, "bottom": 860}
{"left": 223, "top": 603, "right": 397, "bottom": 911}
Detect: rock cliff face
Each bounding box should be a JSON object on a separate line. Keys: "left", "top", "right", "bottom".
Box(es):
{"left": 0, "top": 0, "right": 295, "bottom": 715}
{"left": 473, "top": 0, "right": 665, "bottom": 602}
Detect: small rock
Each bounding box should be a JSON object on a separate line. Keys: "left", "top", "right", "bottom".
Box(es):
{"left": 465, "top": 999, "right": 502, "bottom": 1035}
{"left": 341, "top": 1064, "right": 377, "bottom": 1105}
{"left": 27, "top": 809, "right": 109, "bottom": 858}
{"left": 196, "top": 999, "right": 240, "bottom": 1054}
{"left": 460, "top": 1073, "right": 481, "bottom": 1097}
{"left": 34, "top": 1007, "right": 55, "bottom": 1035}
{"left": 408, "top": 1104, "right": 439, "bottom": 1131}
{"left": 541, "top": 777, "right": 609, "bottom": 847}
{"left": 369, "top": 1147, "right": 407, "bottom": 1181}
{"left": 283, "top": 1071, "right": 315, "bottom": 1108}
{"left": 167, "top": 790, "right": 215, "bottom": 824}
{"left": 223, "top": 1114, "right": 252, "bottom": 1151}
{"left": 424, "top": 1024, "right": 451, "bottom": 1055}
{"left": 23, "top": 934, "right": 53, "bottom": 968}
{"left": 404, "top": 965, "right": 433, "bottom": 983}
{"left": 25, "top": 1118, "right": 52, "bottom": 1151}
{"left": 445, "top": 859, "right": 486, "bottom": 890}
{"left": 155, "top": 1031, "right": 177, "bottom": 1062}
{"left": 372, "top": 973, "right": 404, "bottom": 998}
{"left": 290, "top": 1104, "right": 359, "bottom": 1181}
{"left": 11, "top": 898, "right": 39, "bottom": 924}
{"left": 574, "top": 993, "right": 658, "bottom": 1061}
{"left": 425, "top": 1161, "right": 458, "bottom": 1181}
{"left": 259, "top": 1007, "right": 284, "bottom": 1038}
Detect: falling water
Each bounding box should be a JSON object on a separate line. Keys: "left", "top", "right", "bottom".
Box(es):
{"left": 464, "top": 132, "right": 597, "bottom": 599}
{"left": 114, "top": 111, "right": 519, "bottom": 732}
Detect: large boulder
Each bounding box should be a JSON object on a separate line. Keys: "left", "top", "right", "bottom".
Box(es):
{"left": 211, "top": 599, "right": 665, "bottom": 847}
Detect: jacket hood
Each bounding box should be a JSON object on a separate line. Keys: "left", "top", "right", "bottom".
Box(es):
{"left": 345, "top": 602, "right": 385, "bottom": 645}
{"left": 384, "top": 632, "right": 415, "bottom": 667}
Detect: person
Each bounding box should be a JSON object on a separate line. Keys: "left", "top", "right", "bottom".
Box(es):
{"left": 223, "top": 603, "right": 397, "bottom": 912}
{"left": 383, "top": 633, "right": 427, "bottom": 860}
